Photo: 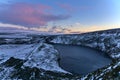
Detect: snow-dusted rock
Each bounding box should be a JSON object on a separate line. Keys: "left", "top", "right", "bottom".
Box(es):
{"left": 0, "top": 28, "right": 120, "bottom": 80}
{"left": 0, "top": 43, "right": 67, "bottom": 73}
{"left": 23, "top": 43, "right": 67, "bottom": 73}
{"left": 48, "top": 30, "right": 120, "bottom": 59}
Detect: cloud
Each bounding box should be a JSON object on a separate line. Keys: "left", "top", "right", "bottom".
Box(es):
{"left": 0, "top": 22, "right": 71, "bottom": 34}
{"left": 0, "top": 22, "right": 28, "bottom": 30}
{"left": 0, "top": 3, "right": 71, "bottom": 27}
{"left": 1, "top": 22, "right": 119, "bottom": 34}
{"left": 47, "top": 25, "right": 71, "bottom": 33}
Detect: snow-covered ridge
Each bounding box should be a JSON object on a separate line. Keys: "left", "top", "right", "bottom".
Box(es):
{"left": 23, "top": 43, "right": 67, "bottom": 73}
{"left": 46, "top": 29, "right": 120, "bottom": 79}
{"left": 81, "top": 61, "right": 120, "bottom": 80}
{"left": 48, "top": 29, "right": 120, "bottom": 59}
{"left": 0, "top": 43, "right": 67, "bottom": 73}
{"left": 0, "top": 29, "right": 120, "bottom": 79}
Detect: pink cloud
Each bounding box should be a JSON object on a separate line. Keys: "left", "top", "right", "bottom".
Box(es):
{"left": 0, "top": 3, "right": 70, "bottom": 27}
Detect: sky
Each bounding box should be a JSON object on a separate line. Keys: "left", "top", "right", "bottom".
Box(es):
{"left": 0, "top": 0, "right": 120, "bottom": 33}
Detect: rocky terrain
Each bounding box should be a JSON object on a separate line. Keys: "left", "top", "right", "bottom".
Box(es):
{"left": 0, "top": 29, "right": 120, "bottom": 80}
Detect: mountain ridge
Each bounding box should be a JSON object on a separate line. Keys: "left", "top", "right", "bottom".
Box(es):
{"left": 0, "top": 28, "right": 120, "bottom": 80}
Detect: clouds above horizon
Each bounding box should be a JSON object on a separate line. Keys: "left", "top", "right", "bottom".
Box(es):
{"left": 0, "top": 3, "right": 71, "bottom": 27}
{"left": 0, "top": 0, "right": 120, "bottom": 33}
{"left": 1, "top": 22, "right": 120, "bottom": 34}
{"left": 0, "top": 22, "right": 72, "bottom": 34}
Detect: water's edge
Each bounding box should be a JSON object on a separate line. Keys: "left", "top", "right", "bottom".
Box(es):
{"left": 52, "top": 44, "right": 112, "bottom": 75}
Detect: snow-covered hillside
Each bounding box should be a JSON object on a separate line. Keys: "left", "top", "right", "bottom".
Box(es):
{"left": 0, "top": 29, "right": 120, "bottom": 80}
{"left": 48, "top": 29, "right": 120, "bottom": 59}
{"left": 46, "top": 29, "right": 120, "bottom": 79}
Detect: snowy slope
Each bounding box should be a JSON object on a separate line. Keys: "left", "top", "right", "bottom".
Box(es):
{"left": 0, "top": 29, "right": 120, "bottom": 80}
{"left": 46, "top": 29, "right": 120, "bottom": 79}
{"left": 0, "top": 43, "right": 67, "bottom": 73}
{"left": 48, "top": 29, "right": 120, "bottom": 59}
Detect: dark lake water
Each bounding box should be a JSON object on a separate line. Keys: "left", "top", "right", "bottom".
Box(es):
{"left": 53, "top": 44, "right": 112, "bottom": 75}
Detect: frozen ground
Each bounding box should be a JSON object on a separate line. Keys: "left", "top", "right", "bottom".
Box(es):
{"left": 0, "top": 28, "right": 120, "bottom": 80}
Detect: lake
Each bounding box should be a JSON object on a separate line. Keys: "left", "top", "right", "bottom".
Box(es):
{"left": 53, "top": 44, "right": 112, "bottom": 75}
